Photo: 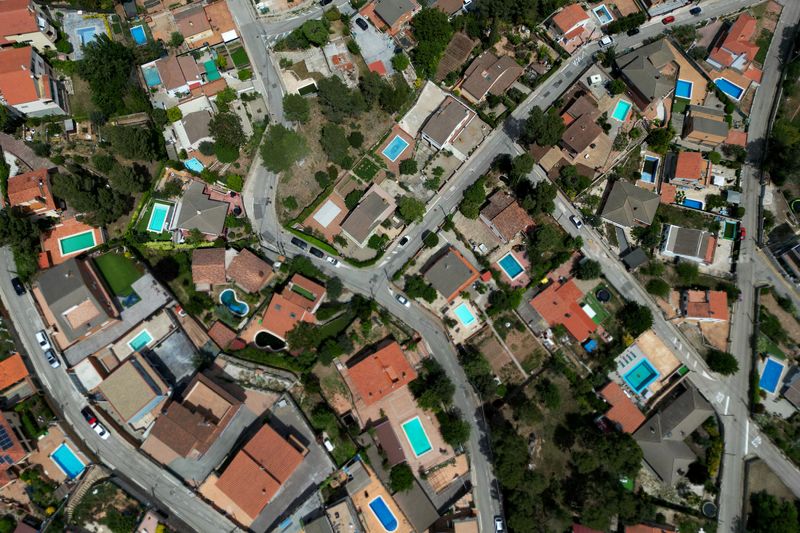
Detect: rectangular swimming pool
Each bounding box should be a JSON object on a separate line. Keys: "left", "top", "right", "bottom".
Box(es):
{"left": 369, "top": 496, "right": 399, "bottom": 532}
{"left": 640, "top": 155, "right": 659, "bottom": 183}
{"left": 453, "top": 303, "right": 476, "bottom": 326}
{"left": 130, "top": 25, "right": 147, "bottom": 45}
{"left": 759, "top": 357, "right": 785, "bottom": 394}
{"left": 128, "top": 329, "right": 153, "bottom": 352}
{"left": 382, "top": 135, "right": 409, "bottom": 162}
{"left": 76, "top": 27, "right": 96, "bottom": 46}
{"left": 401, "top": 417, "right": 432, "bottom": 457}
{"left": 675, "top": 79, "right": 693, "bottom": 99}
{"left": 623, "top": 358, "right": 660, "bottom": 394}
{"left": 205, "top": 60, "right": 222, "bottom": 82}
{"left": 497, "top": 252, "right": 524, "bottom": 280}
{"left": 59, "top": 230, "right": 97, "bottom": 256}
{"left": 714, "top": 78, "right": 744, "bottom": 100}
{"left": 142, "top": 65, "right": 162, "bottom": 87}
{"left": 593, "top": 5, "right": 614, "bottom": 24}
{"left": 184, "top": 158, "right": 205, "bottom": 172}
{"left": 147, "top": 202, "right": 171, "bottom": 233}
{"left": 682, "top": 198, "right": 704, "bottom": 210}
{"left": 612, "top": 99, "right": 632, "bottom": 122}
{"left": 51, "top": 443, "right": 86, "bottom": 480}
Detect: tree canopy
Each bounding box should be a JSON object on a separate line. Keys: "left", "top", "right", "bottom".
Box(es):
{"left": 575, "top": 259, "right": 601, "bottom": 280}
{"left": 521, "top": 106, "right": 565, "bottom": 146}
{"left": 410, "top": 8, "right": 453, "bottom": 78}
{"left": 748, "top": 492, "right": 800, "bottom": 533}
{"left": 320, "top": 123, "right": 350, "bottom": 166}
{"left": 210, "top": 112, "right": 245, "bottom": 163}
{"left": 51, "top": 170, "right": 131, "bottom": 226}
{"left": 459, "top": 177, "right": 486, "bottom": 219}
{"left": 397, "top": 196, "right": 425, "bottom": 223}
{"left": 283, "top": 94, "right": 310, "bottom": 123}
{"left": 706, "top": 349, "right": 739, "bottom": 375}
{"left": 404, "top": 275, "right": 437, "bottom": 303}
{"left": 409, "top": 358, "right": 454, "bottom": 411}
{"left": 0, "top": 208, "right": 40, "bottom": 280}
{"left": 618, "top": 301, "right": 653, "bottom": 337}
{"left": 389, "top": 464, "right": 415, "bottom": 493}
{"left": 102, "top": 125, "right": 164, "bottom": 161}
{"left": 261, "top": 125, "right": 308, "bottom": 173}
{"left": 317, "top": 76, "right": 366, "bottom": 121}
{"left": 77, "top": 35, "right": 136, "bottom": 117}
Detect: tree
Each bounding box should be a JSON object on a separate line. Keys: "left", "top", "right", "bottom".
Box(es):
{"left": 301, "top": 19, "right": 330, "bottom": 46}
{"left": 283, "top": 94, "right": 310, "bottom": 123}
{"left": 326, "top": 277, "right": 343, "bottom": 300}
{"left": 646, "top": 278, "right": 670, "bottom": 299}
{"left": 389, "top": 464, "right": 414, "bottom": 492}
{"left": 646, "top": 127, "right": 674, "bottom": 154}
{"left": 459, "top": 177, "right": 486, "bottom": 219}
{"left": 575, "top": 259, "right": 601, "bottom": 280}
{"left": 392, "top": 53, "right": 410, "bottom": 71}
{"left": 520, "top": 181, "right": 557, "bottom": 215}
{"left": 708, "top": 151, "right": 722, "bottom": 164}
{"left": 632, "top": 219, "right": 662, "bottom": 249}
{"left": 689, "top": 45, "right": 707, "bottom": 60}
{"left": 359, "top": 71, "right": 384, "bottom": 106}
{"left": 676, "top": 261, "right": 699, "bottom": 284}
{"left": 51, "top": 171, "right": 131, "bottom": 227}
{"left": 510, "top": 153, "right": 533, "bottom": 181}
{"left": 169, "top": 31, "right": 184, "bottom": 47}
{"left": 397, "top": 196, "right": 425, "bottom": 223}
{"left": 320, "top": 123, "right": 350, "bottom": 165}
{"left": 706, "top": 349, "right": 739, "bottom": 375}
{"left": 399, "top": 159, "right": 418, "bottom": 175}
{"left": 109, "top": 164, "right": 149, "bottom": 194}
{"left": 409, "top": 358, "right": 454, "bottom": 410}
{"left": 210, "top": 112, "right": 245, "bottom": 162}
{"left": 748, "top": 491, "right": 799, "bottom": 533}
{"left": 404, "top": 275, "right": 437, "bottom": 303}
{"left": 423, "top": 231, "right": 439, "bottom": 248}
{"left": 0, "top": 208, "right": 41, "bottom": 281}
{"left": 609, "top": 79, "right": 627, "bottom": 95}
{"left": 261, "top": 125, "right": 308, "bottom": 173}
{"left": 345, "top": 189, "right": 364, "bottom": 210}
{"left": 102, "top": 125, "right": 163, "bottom": 161}
{"left": 317, "top": 76, "right": 365, "bottom": 121}
{"left": 558, "top": 165, "right": 590, "bottom": 198}
{"left": 77, "top": 35, "right": 135, "bottom": 116}
{"left": 670, "top": 24, "right": 698, "bottom": 48}
{"left": 618, "top": 301, "right": 653, "bottom": 337}
{"left": 379, "top": 74, "right": 413, "bottom": 114}
{"left": 521, "top": 106, "right": 565, "bottom": 146}
{"left": 437, "top": 411, "right": 471, "bottom": 446}
{"left": 536, "top": 379, "right": 560, "bottom": 410}
{"left": 410, "top": 8, "right": 453, "bottom": 78}
{"left": 348, "top": 131, "right": 364, "bottom": 148}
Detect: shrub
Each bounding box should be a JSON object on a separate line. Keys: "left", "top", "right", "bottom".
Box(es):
{"left": 348, "top": 131, "right": 364, "bottom": 148}
{"left": 399, "top": 159, "right": 417, "bottom": 175}
{"left": 646, "top": 279, "right": 670, "bottom": 299}
{"left": 166, "top": 107, "right": 182, "bottom": 122}
{"left": 389, "top": 464, "right": 414, "bottom": 492}
{"left": 392, "top": 53, "right": 410, "bottom": 71}
{"left": 706, "top": 349, "right": 739, "bottom": 375}
{"left": 708, "top": 151, "right": 721, "bottom": 164}
{"left": 198, "top": 141, "right": 215, "bottom": 156}
{"left": 423, "top": 231, "right": 439, "bottom": 248}
{"left": 226, "top": 174, "right": 243, "bottom": 192}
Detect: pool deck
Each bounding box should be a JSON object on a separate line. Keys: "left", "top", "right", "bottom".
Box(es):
{"left": 349, "top": 463, "right": 414, "bottom": 533}
{"left": 39, "top": 217, "right": 104, "bottom": 267}
{"left": 60, "top": 10, "right": 109, "bottom": 61}
{"left": 376, "top": 125, "right": 415, "bottom": 175}
{"left": 495, "top": 250, "right": 531, "bottom": 288}
{"left": 109, "top": 309, "right": 174, "bottom": 361}
{"left": 445, "top": 297, "right": 483, "bottom": 344}
{"left": 28, "top": 425, "right": 89, "bottom": 483}
{"left": 615, "top": 330, "right": 681, "bottom": 399}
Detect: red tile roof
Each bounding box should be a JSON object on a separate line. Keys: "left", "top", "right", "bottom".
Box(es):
{"left": 659, "top": 183, "right": 677, "bottom": 204}
{"left": 191, "top": 248, "right": 227, "bottom": 286}
{"left": 0, "top": 412, "right": 26, "bottom": 478}
{"left": 282, "top": 274, "right": 325, "bottom": 310}
{"left": 227, "top": 249, "right": 272, "bottom": 293}
{"left": 0, "top": 353, "right": 28, "bottom": 391}
{"left": 599, "top": 382, "right": 645, "bottom": 433}
{"left": 368, "top": 60, "right": 386, "bottom": 75}
{"left": 625, "top": 525, "right": 676, "bottom": 533}
{"left": 685, "top": 290, "right": 729, "bottom": 321}
{"left": 243, "top": 423, "right": 304, "bottom": 483}
{"left": 347, "top": 341, "right": 417, "bottom": 406}
{"left": 39, "top": 217, "right": 104, "bottom": 266}
{"left": 720, "top": 14, "right": 759, "bottom": 60}
{"left": 674, "top": 151, "right": 704, "bottom": 181}
{"left": 744, "top": 64, "right": 763, "bottom": 83}
{"left": 0, "top": 0, "right": 39, "bottom": 37}
{"left": 725, "top": 130, "right": 747, "bottom": 147}
{"left": 5, "top": 168, "right": 56, "bottom": 212}
{"left": 208, "top": 321, "right": 245, "bottom": 351}
{"left": 260, "top": 293, "right": 313, "bottom": 340}
{"left": 572, "top": 525, "right": 604, "bottom": 533}
{"left": 530, "top": 279, "right": 596, "bottom": 342}
{"left": 0, "top": 47, "right": 40, "bottom": 106}
{"left": 552, "top": 4, "right": 589, "bottom": 34}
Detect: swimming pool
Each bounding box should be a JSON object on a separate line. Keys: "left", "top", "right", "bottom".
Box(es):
{"left": 497, "top": 252, "right": 524, "bottom": 280}
{"left": 59, "top": 230, "right": 97, "bottom": 256}
{"left": 402, "top": 416, "right": 433, "bottom": 457}
{"left": 220, "top": 288, "right": 250, "bottom": 317}
{"left": 682, "top": 198, "right": 704, "bottom": 210}
{"left": 50, "top": 443, "right": 86, "bottom": 480}
{"left": 76, "top": 27, "right": 96, "bottom": 46}
{"left": 184, "top": 158, "right": 205, "bottom": 172}
{"left": 714, "top": 78, "right": 744, "bottom": 100}
{"left": 623, "top": 358, "right": 660, "bottom": 394}
{"left": 759, "top": 357, "right": 785, "bottom": 394}
{"left": 612, "top": 99, "right": 632, "bottom": 122}
{"left": 592, "top": 4, "right": 614, "bottom": 24}
{"left": 382, "top": 135, "right": 409, "bottom": 162}
{"left": 453, "top": 303, "right": 476, "bottom": 327}
{"left": 147, "top": 202, "right": 171, "bottom": 233}
{"left": 675, "top": 79, "right": 693, "bottom": 99}
{"left": 204, "top": 60, "right": 222, "bottom": 82}
{"left": 142, "top": 65, "right": 162, "bottom": 87}
{"left": 130, "top": 25, "right": 147, "bottom": 45}
{"left": 368, "top": 496, "right": 399, "bottom": 532}
{"left": 128, "top": 329, "right": 153, "bottom": 352}
{"left": 640, "top": 155, "right": 660, "bottom": 183}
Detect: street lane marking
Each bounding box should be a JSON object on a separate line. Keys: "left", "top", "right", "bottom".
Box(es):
{"left": 724, "top": 395, "right": 730, "bottom": 415}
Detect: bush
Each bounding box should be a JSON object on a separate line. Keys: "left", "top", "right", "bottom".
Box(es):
{"left": 389, "top": 464, "right": 414, "bottom": 492}
{"left": 347, "top": 39, "right": 360, "bottom": 55}
{"left": 226, "top": 174, "right": 243, "bottom": 192}
{"left": 397, "top": 196, "right": 425, "bottom": 223}
{"left": 198, "top": 141, "right": 215, "bottom": 156}
{"left": 261, "top": 125, "right": 308, "bottom": 173}
{"left": 706, "top": 349, "right": 739, "bottom": 375}
{"left": 348, "top": 131, "right": 364, "bottom": 148}
{"left": 283, "top": 94, "right": 310, "bottom": 123}
{"left": 609, "top": 79, "right": 626, "bottom": 95}
{"left": 315, "top": 170, "right": 331, "bottom": 189}
{"left": 166, "top": 107, "right": 182, "bottom": 122}
{"left": 392, "top": 53, "right": 410, "bottom": 71}
{"left": 405, "top": 275, "right": 437, "bottom": 302}
{"left": 214, "top": 143, "right": 239, "bottom": 163}
{"left": 646, "top": 279, "right": 670, "bottom": 299}
{"left": 423, "top": 231, "right": 439, "bottom": 248}
{"left": 575, "top": 259, "right": 601, "bottom": 280}
{"left": 399, "top": 159, "right": 417, "bottom": 175}
{"left": 345, "top": 189, "right": 363, "bottom": 210}
{"left": 708, "top": 151, "right": 721, "bottom": 164}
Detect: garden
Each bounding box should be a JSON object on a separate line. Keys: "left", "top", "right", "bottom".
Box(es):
{"left": 94, "top": 252, "right": 144, "bottom": 298}
{"left": 13, "top": 395, "right": 54, "bottom": 440}
{"left": 71, "top": 481, "right": 143, "bottom": 533}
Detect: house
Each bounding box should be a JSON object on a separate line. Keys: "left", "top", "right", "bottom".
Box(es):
{"left": 254, "top": 274, "right": 325, "bottom": 341}
{"left": 530, "top": 278, "right": 596, "bottom": 343}
{"left": 600, "top": 180, "right": 660, "bottom": 228}
{"left": 0, "top": 412, "right": 27, "bottom": 488}
{"left": 615, "top": 40, "right": 676, "bottom": 111}
{"left": 782, "top": 370, "right": 800, "bottom": 410}
{"left": 640, "top": 0, "right": 690, "bottom": 17}
{"left": 340, "top": 184, "right": 396, "bottom": 247}
{"left": 435, "top": 32, "right": 477, "bottom": 83}
{"left": 625, "top": 524, "right": 677, "bottom": 533}
{"left": 479, "top": 191, "right": 534, "bottom": 243}
{"left": 432, "top": 0, "right": 463, "bottom": 18}
{"left": 599, "top": 382, "right": 646, "bottom": 433}
{"left": 361, "top": 0, "right": 420, "bottom": 36}
{"left": 203, "top": 0, "right": 239, "bottom": 45}
{"left": 0, "top": 0, "right": 56, "bottom": 51}
{"left": 707, "top": 14, "right": 760, "bottom": 72}
{"left": 622, "top": 247, "right": 649, "bottom": 270}
{"left": 345, "top": 340, "right": 416, "bottom": 407}
{"left": 0, "top": 45, "right": 68, "bottom": 116}
{"left": 141, "top": 372, "right": 242, "bottom": 463}
{"left": 0, "top": 353, "right": 29, "bottom": 394}
{"left": 209, "top": 422, "right": 307, "bottom": 525}
{"left": 154, "top": 54, "right": 203, "bottom": 97}
{"left": 31, "top": 258, "right": 119, "bottom": 349}
{"left": 549, "top": 4, "right": 591, "bottom": 46}
{"left": 634, "top": 386, "right": 713, "bottom": 484}
{"left": 174, "top": 4, "right": 213, "bottom": 48}
{"left": 681, "top": 289, "right": 729, "bottom": 322}
{"left": 424, "top": 246, "right": 479, "bottom": 301}
{"left": 97, "top": 352, "right": 170, "bottom": 428}
{"left": 227, "top": 248, "right": 273, "bottom": 293}
{"left": 174, "top": 110, "right": 213, "bottom": 152}
{"left": 660, "top": 225, "right": 717, "bottom": 264}
{"left": 2, "top": 168, "right": 58, "bottom": 217}
{"left": 459, "top": 51, "right": 523, "bottom": 104}
{"left": 191, "top": 248, "right": 227, "bottom": 291}
{"left": 208, "top": 321, "right": 246, "bottom": 351}
{"left": 373, "top": 418, "right": 406, "bottom": 466}
{"left": 38, "top": 217, "right": 105, "bottom": 267}
{"left": 420, "top": 96, "right": 476, "bottom": 150}
{"left": 560, "top": 114, "right": 603, "bottom": 157}
{"left": 172, "top": 181, "right": 229, "bottom": 238}
{"left": 683, "top": 105, "right": 728, "bottom": 148}
{"left": 670, "top": 151, "right": 707, "bottom": 187}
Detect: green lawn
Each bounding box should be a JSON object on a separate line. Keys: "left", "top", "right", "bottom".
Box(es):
{"left": 291, "top": 284, "right": 316, "bottom": 301}
{"left": 582, "top": 290, "right": 611, "bottom": 325}
{"left": 757, "top": 333, "right": 786, "bottom": 359}
{"left": 672, "top": 97, "right": 689, "bottom": 114}
{"left": 94, "top": 253, "right": 143, "bottom": 297}
{"left": 722, "top": 220, "right": 739, "bottom": 240}
{"left": 755, "top": 29, "right": 773, "bottom": 64}
{"left": 230, "top": 47, "right": 249, "bottom": 68}
{"left": 353, "top": 157, "right": 381, "bottom": 181}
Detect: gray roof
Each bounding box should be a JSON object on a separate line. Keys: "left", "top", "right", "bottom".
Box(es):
{"left": 686, "top": 116, "right": 728, "bottom": 138}
{"left": 421, "top": 97, "right": 472, "bottom": 148}
{"left": 600, "top": 180, "right": 660, "bottom": 227}
{"left": 374, "top": 419, "right": 406, "bottom": 466}
{"left": 687, "top": 104, "right": 724, "bottom": 117}
{"left": 634, "top": 386, "right": 713, "bottom": 484}
{"left": 663, "top": 225, "right": 714, "bottom": 261}
{"left": 145, "top": 328, "right": 199, "bottom": 387}
{"left": 726, "top": 190, "right": 742, "bottom": 204}
{"left": 561, "top": 113, "right": 603, "bottom": 154}
{"left": 182, "top": 110, "right": 212, "bottom": 145}
{"left": 174, "top": 181, "right": 228, "bottom": 235}
{"left": 393, "top": 479, "right": 440, "bottom": 532}
{"left": 344, "top": 460, "right": 372, "bottom": 496}
{"left": 622, "top": 247, "right": 649, "bottom": 270}
{"left": 424, "top": 246, "right": 477, "bottom": 300}
{"left": 304, "top": 516, "right": 334, "bottom": 533}
{"left": 340, "top": 191, "right": 390, "bottom": 245}
{"left": 782, "top": 369, "right": 800, "bottom": 409}
{"left": 616, "top": 39, "right": 675, "bottom": 104}
{"left": 35, "top": 258, "right": 116, "bottom": 344}
{"left": 374, "top": 0, "right": 417, "bottom": 26}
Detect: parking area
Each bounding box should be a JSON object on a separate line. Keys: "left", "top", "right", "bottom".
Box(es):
{"left": 351, "top": 18, "right": 395, "bottom": 75}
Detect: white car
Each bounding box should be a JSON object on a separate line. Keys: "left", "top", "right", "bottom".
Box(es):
{"left": 599, "top": 35, "right": 613, "bottom": 47}
{"left": 395, "top": 294, "right": 411, "bottom": 307}
{"left": 35, "top": 330, "right": 52, "bottom": 352}
{"left": 326, "top": 256, "right": 340, "bottom": 267}
{"left": 494, "top": 516, "right": 504, "bottom": 532}
{"left": 93, "top": 421, "right": 110, "bottom": 440}
{"left": 569, "top": 215, "right": 584, "bottom": 229}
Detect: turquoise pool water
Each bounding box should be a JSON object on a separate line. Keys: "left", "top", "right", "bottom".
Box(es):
{"left": 714, "top": 78, "right": 744, "bottom": 100}
{"left": 382, "top": 135, "right": 409, "bottom": 162}
{"left": 682, "top": 198, "right": 703, "bottom": 210}
{"left": 675, "top": 79, "right": 693, "bottom": 99}
{"left": 51, "top": 443, "right": 86, "bottom": 479}
{"left": 205, "top": 60, "right": 222, "bottom": 82}
{"left": 184, "top": 158, "right": 205, "bottom": 172}
{"left": 593, "top": 4, "right": 614, "bottom": 24}
{"left": 498, "top": 252, "right": 524, "bottom": 279}
{"left": 369, "top": 496, "right": 398, "bottom": 532}
{"left": 453, "top": 303, "right": 476, "bottom": 326}
{"left": 59, "top": 231, "right": 96, "bottom": 256}
{"left": 147, "top": 202, "right": 171, "bottom": 233}
{"left": 220, "top": 289, "right": 250, "bottom": 317}
{"left": 640, "top": 155, "right": 659, "bottom": 183}
{"left": 128, "top": 329, "right": 153, "bottom": 352}
{"left": 623, "top": 359, "right": 660, "bottom": 394}
{"left": 401, "top": 417, "right": 432, "bottom": 457}
{"left": 760, "top": 357, "right": 785, "bottom": 394}
{"left": 130, "top": 25, "right": 147, "bottom": 45}
{"left": 612, "top": 99, "right": 632, "bottom": 121}
{"left": 76, "top": 27, "right": 96, "bottom": 46}
{"left": 143, "top": 65, "right": 162, "bottom": 87}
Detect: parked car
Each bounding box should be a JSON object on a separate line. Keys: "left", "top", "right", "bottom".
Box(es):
{"left": 395, "top": 294, "right": 410, "bottom": 307}
{"left": 326, "top": 256, "right": 340, "bottom": 267}
{"left": 93, "top": 421, "right": 110, "bottom": 440}
{"left": 10, "top": 277, "right": 25, "bottom": 296}
{"left": 690, "top": 6, "right": 702, "bottom": 15}
{"left": 309, "top": 247, "right": 324, "bottom": 259}
{"left": 599, "top": 35, "right": 613, "bottom": 47}
{"left": 494, "top": 517, "right": 505, "bottom": 532}
{"left": 570, "top": 215, "right": 584, "bottom": 229}
{"left": 35, "top": 330, "right": 52, "bottom": 352}
{"left": 662, "top": 15, "right": 675, "bottom": 24}
{"left": 626, "top": 27, "right": 641, "bottom": 36}
{"left": 290, "top": 237, "right": 308, "bottom": 250}
{"left": 320, "top": 0, "right": 333, "bottom": 5}
{"left": 355, "top": 17, "right": 368, "bottom": 30}
{"left": 398, "top": 235, "right": 409, "bottom": 247}
{"left": 81, "top": 407, "right": 97, "bottom": 425}
{"left": 44, "top": 349, "right": 60, "bottom": 369}
{"left": 740, "top": 226, "right": 746, "bottom": 240}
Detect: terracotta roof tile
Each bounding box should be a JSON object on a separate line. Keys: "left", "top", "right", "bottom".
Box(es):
{"left": 216, "top": 452, "right": 280, "bottom": 519}
{"left": 243, "top": 423, "right": 304, "bottom": 483}
{"left": 725, "top": 130, "right": 747, "bottom": 147}
{"left": 674, "top": 151, "right": 704, "bottom": 181}
{"left": 552, "top": 4, "right": 589, "bottom": 34}
{"left": 660, "top": 183, "right": 677, "bottom": 204}
{"left": 346, "top": 341, "right": 417, "bottom": 406}
{"left": 5, "top": 168, "right": 56, "bottom": 212}
{"left": 368, "top": 60, "right": 386, "bottom": 75}
{"left": 282, "top": 274, "right": 325, "bottom": 310}
{"left": 530, "top": 279, "right": 596, "bottom": 342}
{"left": 0, "top": 0, "right": 39, "bottom": 36}
{"left": 260, "top": 293, "right": 312, "bottom": 340}
{"left": 0, "top": 353, "right": 28, "bottom": 391}
{"left": 483, "top": 195, "right": 533, "bottom": 241}
{"left": 227, "top": 249, "right": 272, "bottom": 293}
{"left": 39, "top": 217, "right": 104, "bottom": 266}
{"left": 192, "top": 248, "right": 227, "bottom": 286}
{"left": 0, "top": 47, "right": 40, "bottom": 105}
{"left": 600, "top": 382, "right": 645, "bottom": 433}
{"left": 208, "top": 321, "right": 243, "bottom": 350}
{"left": 719, "top": 14, "right": 759, "bottom": 60}
{"left": 0, "top": 412, "right": 26, "bottom": 472}
{"left": 685, "top": 290, "right": 728, "bottom": 321}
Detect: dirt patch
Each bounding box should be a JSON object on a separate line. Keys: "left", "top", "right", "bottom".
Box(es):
{"left": 745, "top": 459, "right": 797, "bottom": 514}
{"left": 315, "top": 362, "right": 353, "bottom": 415}
{"left": 504, "top": 327, "right": 545, "bottom": 374}
{"left": 761, "top": 293, "right": 800, "bottom": 342}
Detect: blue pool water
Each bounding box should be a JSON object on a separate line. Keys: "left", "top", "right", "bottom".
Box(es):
{"left": 593, "top": 4, "right": 614, "bottom": 24}
{"left": 453, "top": 303, "right": 476, "bottom": 326}
{"left": 498, "top": 252, "right": 524, "bottom": 279}
{"left": 675, "top": 79, "right": 693, "bottom": 99}
{"left": 369, "top": 496, "right": 399, "bottom": 532}
{"left": 220, "top": 289, "right": 250, "bottom": 317}
{"left": 623, "top": 359, "right": 660, "bottom": 394}
{"left": 382, "top": 135, "right": 409, "bottom": 162}
{"left": 128, "top": 329, "right": 153, "bottom": 352}
{"left": 51, "top": 443, "right": 86, "bottom": 480}
{"left": 714, "top": 78, "right": 744, "bottom": 100}
{"left": 130, "top": 25, "right": 147, "bottom": 45}
{"left": 682, "top": 198, "right": 703, "bottom": 210}
{"left": 76, "top": 27, "right": 96, "bottom": 46}
{"left": 184, "top": 158, "right": 205, "bottom": 172}
{"left": 147, "top": 202, "right": 171, "bottom": 233}
{"left": 612, "top": 99, "right": 632, "bottom": 121}
{"left": 142, "top": 65, "right": 162, "bottom": 87}
{"left": 759, "top": 357, "right": 785, "bottom": 394}
{"left": 640, "top": 155, "right": 659, "bottom": 183}
{"left": 401, "top": 417, "right": 433, "bottom": 457}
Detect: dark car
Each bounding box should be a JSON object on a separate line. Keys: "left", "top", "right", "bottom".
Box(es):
{"left": 626, "top": 27, "right": 640, "bottom": 36}
{"left": 290, "top": 237, "right": 308, "bottom": 250}
{"left": 320, "top": 0, "right": 333, "bottom": 5}
{"left": 309, "top": 247, "right": 324, "bottom": 259}
{"left": 10, "top": 277, "right": 25, "bottom": 296}
{"left": 81, "top": 407, "right": 97, "bottom": 426}
{"left": 398, "top": 236, "right": 409, "bottom": 247}
{"left": 689, "top": 6, "right": 702, "bottom": 15}
{"left": 44, "top": 349, "right": 60, "bottom": 369}
{"left": 355, "top": 17, "right": 368, "bottom": 30}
